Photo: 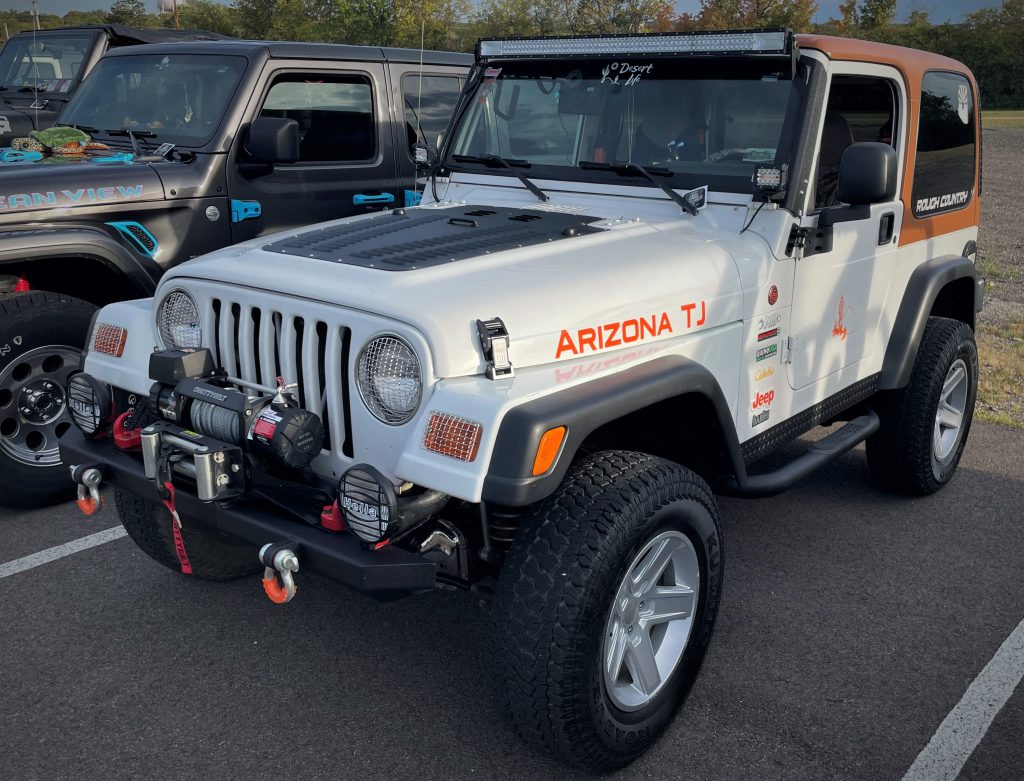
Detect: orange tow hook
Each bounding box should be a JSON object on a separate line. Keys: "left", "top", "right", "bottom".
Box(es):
{"left": 74, "top": 467, "right": 104, "bottom": 516}
{"left": 259, "top": 544, "right": 299, "bottom": 604}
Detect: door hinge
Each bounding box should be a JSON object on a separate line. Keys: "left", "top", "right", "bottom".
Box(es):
{"left": 476, "top": 317, "right": 514, "bottom": 380}
{"left": 784, "top": 336, "right": 796, "bottom": 365}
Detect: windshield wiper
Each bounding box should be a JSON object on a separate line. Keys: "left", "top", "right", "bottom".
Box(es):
{"left": 452, "top": 153, "right": 549, "bottom": 202}
{"left": 104, "top": 128, "right": 157, "bottom": 157}
{"left": 58, "top": 123, "right": 99, "bottom": 134}
{"left": 579, "top": 160, "right": 700, "bottom": 216}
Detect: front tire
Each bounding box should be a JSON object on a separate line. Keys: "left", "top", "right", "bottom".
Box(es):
{"left": 490, "top": 451, "right": 724, "bottom": 772}
{"left": 0, "top": 291, "right": 97, "bottom": 507}
{"left": 867, "top": 316, "right": 978, "bottom": 495}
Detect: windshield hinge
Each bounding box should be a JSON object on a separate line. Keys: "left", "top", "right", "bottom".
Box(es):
{"left": 786, "top": 224, "right": 808, "bottom": 258}
{"left": 476, "top": 317, "right": 514, "bottom": 380}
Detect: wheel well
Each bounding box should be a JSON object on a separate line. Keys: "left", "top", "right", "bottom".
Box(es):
{"left": 0, "top": 257, "right": 149, "bottom": 306}
{"left": 929, "top": 276, "right": 976, "bottom": 330}
{"left": 579, "top": 392, "right": 736, "bottom": 485}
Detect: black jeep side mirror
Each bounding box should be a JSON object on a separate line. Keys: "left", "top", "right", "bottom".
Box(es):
{"left": 838, "top": 142, "right": 897, "bottom": 205}
{"left": 246, "top": 117, "right": 300, "bottom": 164}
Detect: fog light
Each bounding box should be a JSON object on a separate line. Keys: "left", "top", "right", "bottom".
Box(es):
{"left": 67, "top": 372, "right": 113, "bottom": 436}
{"left": 339, "top": 464, "right": 400, "bottom": 544}
{"left": 423, "top": 412, "right": 482, "bottom": 462}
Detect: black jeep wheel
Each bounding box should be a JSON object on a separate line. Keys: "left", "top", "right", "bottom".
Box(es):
{"left": 490, "top": 451, "right": 724, "bottom": 772}
{"left": 867, "top": 316, "right": 979, "bottom": 495}
{"left": 0, "top": 291, "right": 97, "bottom": 507}
{"left": 115, "top": 489, "right": 260, "bottom": 581}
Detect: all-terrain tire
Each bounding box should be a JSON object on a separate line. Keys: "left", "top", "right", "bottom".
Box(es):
{"left": 115, "top": 488, "right": 260, "bottom": 581}
{"left": 490, "top": 451, "right": 724, "bottom": 772}
{"left": 867, "top": 316, "right": 978, "bottom": 495}
{"left": 0, "top": 291, "right": 97, "bottom": 507}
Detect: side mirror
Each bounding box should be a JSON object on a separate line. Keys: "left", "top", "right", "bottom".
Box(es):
{"left": 838, "top": 142, "right": 897, "bottom": 205}
{"left": 246, "top": 117, "right": 300, "bottom": 164}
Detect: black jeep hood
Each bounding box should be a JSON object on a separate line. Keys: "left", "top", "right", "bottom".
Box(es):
{"left": 263, "top": 206, "right": 605, "bottom": 271}
{"left": 0, "top": 158, "right": 164, "bottom": 217}
{"left": 0, "top": 104, "right": 60, "bottom": 146}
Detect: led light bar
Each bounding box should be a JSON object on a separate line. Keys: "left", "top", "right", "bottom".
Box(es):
{"left": 477, "top": 29, "right": 790, "bottom": 59}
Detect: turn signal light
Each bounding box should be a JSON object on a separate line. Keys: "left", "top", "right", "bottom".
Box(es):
{"left": 532, "top": 426, "right": 566, "bottom": 476}
{"left": 90, "top": 323, "right": 128, "bottom": 357}
{"left": 423, "top": 412, "right": 482, "bottom": 462}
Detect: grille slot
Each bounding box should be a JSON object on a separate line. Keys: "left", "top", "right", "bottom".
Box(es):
{"left": 207, "top": 298, "right": 353, "bottom": 457}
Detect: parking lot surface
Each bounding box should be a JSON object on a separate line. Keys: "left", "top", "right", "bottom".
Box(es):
{"left": 1, "top": 420, "right": 1022, "bottom": 780}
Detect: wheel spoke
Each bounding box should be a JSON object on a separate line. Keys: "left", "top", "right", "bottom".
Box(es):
{"left": 630, "top": 536, "right": 678, "bottom": 592}
{"left": 942, "top": 365, "right": 966, "bottom": 401}
{"left": 625, "top": 631, "right": 661, "bottom": 695}
{"left": 938, "top": 402, "right": 963, "bottom": 430}
{"left": 643, "top": 585, "right": 695, "bottom": 625}
{"left": 605, "top": 621, "right": 629, "bottom": 679}
{"left": 933, "top": 419, "right": 944, "bottom": 454}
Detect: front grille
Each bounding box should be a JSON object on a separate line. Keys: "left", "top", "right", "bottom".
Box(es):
{"left": 208, "top": 297, "right": 354, "bottom": 458}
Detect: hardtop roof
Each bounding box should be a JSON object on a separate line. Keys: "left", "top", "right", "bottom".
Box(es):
{"left": 9, "top": 24, "right": 227, "bottom": 44}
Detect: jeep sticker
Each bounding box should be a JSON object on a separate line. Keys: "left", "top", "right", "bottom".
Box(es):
{"left": 915, "top": 190, "right": 970, "bottom": 216}
{"left": 755, "top": 343, "right": 777, "bottom": 362}
{"left": 0, "top": 185, "right": 148, "bottom": 211}
{"left": 751, "top": 388, "right": 775, "bottom": 410}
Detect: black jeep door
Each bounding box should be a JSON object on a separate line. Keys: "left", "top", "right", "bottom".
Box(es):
{"left": 226, "top": 62, "right": 398, "bottom": 242}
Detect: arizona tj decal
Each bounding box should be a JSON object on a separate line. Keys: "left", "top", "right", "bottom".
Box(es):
{"left": 555, "top": 300, "right": 706, "bottom": 359}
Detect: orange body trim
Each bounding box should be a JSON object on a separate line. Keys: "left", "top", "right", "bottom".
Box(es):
{"left": 796, "top": 34, "right": 981, "bottom": 246}
{"left": 532, "top": 426, "right": 567, "bottom": 476}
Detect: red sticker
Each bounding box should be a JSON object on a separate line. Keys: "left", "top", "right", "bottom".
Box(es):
{"left": 768, "top": 285, "right": 779, "bottom": 306}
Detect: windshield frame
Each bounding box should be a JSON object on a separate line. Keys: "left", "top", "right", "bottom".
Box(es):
{"left": 58, "top": 51, "right": 251, "bottom": 151}
{"left": 441, "top": 54, "right": 815, "bottom": 207}
{"left": 0, "top": 30, "right": 101, "bottom": 96}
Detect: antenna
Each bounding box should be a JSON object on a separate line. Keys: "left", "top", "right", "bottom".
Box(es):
{"left": 30, "top": 0, "right": 40, "bottom": 129}
{"left": 414, "top": 13, "right": 425, "bottom": 205}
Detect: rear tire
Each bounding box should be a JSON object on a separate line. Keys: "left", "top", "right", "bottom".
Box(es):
{"left": 490, "top": 451, "right": 724, "bottom": 772}
{"left": 115, "top": 488, "right": 260, "bottom": 581}
{"left": 0, "top": 291, "right": 96, "bottom": 507}
{"left": 867, "top": 316, "right": 978, "bottom": 495}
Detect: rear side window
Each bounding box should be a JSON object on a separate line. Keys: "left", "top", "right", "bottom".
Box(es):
{"left": 402, "top": 74, "right": 462, "bottom": 155}
{"left": 259, "top": 73, "right": 376, "bottom": 163}
{"left": 912, "top": 71, "right": 975, "bottom": 218}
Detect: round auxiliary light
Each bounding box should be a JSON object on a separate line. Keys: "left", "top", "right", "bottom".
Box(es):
{"left": 356, "top": 335, "right": 422, "bottom": 425}
{"left": 157, "top": 289, "right": 202, "bottom": 350}
{"left": 339, "top": 464, "right": 399, "bottom": 544}
{"left": 67, "top": 372, "right": 113, "bottom": 436}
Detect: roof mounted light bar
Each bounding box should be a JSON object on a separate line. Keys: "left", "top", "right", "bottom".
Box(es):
{"left": 476, "top": 28, "right": 792, "bottom": 59}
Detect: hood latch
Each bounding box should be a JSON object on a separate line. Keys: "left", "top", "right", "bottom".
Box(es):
{"left": 477, "top": 317, "right": 514, "bottom": 380}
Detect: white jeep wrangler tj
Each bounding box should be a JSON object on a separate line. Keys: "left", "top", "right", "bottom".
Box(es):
{"left": 61, "top": 29, "right": 984, "bottom": 771}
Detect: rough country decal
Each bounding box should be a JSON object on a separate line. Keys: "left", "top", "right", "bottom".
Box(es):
{"left": 915, "top": 190, "right": 970, "bottom": 216}
{"left": 0, "top": 185, "right": 147, "bottom": 211}
{"left": 755, "top": 343, "right": 777, "bottom": 362}
{"left": 555, "top": 300, "right": 706, "bottom": 359}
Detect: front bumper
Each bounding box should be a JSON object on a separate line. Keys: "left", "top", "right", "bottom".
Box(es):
{"left": 60, "top": 429, "right": 437, "bottom": 599}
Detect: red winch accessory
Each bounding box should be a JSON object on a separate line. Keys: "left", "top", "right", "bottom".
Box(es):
{"left": 76, "top": 491, "right": 102, "bottom": 516}
{"left": 161, "top": 482, "right": 192, "bottom": 575}
{"left": 13, "top": 276, "right": 29, "bottom": 292}
{"left": 320, "top": 500, "right": 345, "bottom": 532}
{"left": 113, "top": 411, "right": 142, "bottom": 450}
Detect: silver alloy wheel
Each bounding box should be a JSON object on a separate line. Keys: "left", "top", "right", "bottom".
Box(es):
{"left": 603, "top": 529, "right": 700, "bottom": 712}
{"left": 0, "top": 345, "right": 81, "bottom": 467}
{"left": 933, "top": 358, "right": 969, "bottom": 463}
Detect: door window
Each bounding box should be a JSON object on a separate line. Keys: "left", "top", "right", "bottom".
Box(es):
{"left": 259, "top": 74, "right": 376, "bottom": 163}
{"left": 912, "top": 71, "right": 975, "bottom": 218}
{"left": 401, "top": 74, "right": 462, "bottom": 156}
{"left": 813, "top": 75, "right": 899, "bottom": 210}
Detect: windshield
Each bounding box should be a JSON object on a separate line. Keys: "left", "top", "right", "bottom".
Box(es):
{"left": 60, "top": 53, "right": 247, "bottom": 147}
{"left": 0, "top": 33, "right": 93, "bottom": 93}
{"left": 448, "top": 58, "right": 801, "bottom": 195}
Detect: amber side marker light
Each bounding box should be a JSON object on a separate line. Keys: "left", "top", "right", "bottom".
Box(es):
{"left": 423, "top": 412, "right": 483, "bottom": 462}
{"left": 532, "top": 426, "right": 567, "bottom": 476}
{"left": 91, "top": 323, "right": 128, "bottom": 357}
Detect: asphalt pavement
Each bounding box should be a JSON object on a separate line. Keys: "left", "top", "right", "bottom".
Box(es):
{"left": 1, "top": 420, "right": 1022, "bottom": 780}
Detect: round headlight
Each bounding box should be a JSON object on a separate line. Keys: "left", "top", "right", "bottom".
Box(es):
{"left": 356, "top": 335, "right": 422, "bottom": 425}
{"left": 157, "top": 289, "right": 202, "bottom": 349}
{"left": 67, "top": 372, "right": 113, "bottom": 436}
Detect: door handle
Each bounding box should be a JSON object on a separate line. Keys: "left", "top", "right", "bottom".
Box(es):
{"left": 353, "top": 193, "right": 395, "bottom": 205}
{"left": 878, "top": 212, "right": 895, "bottom": 245}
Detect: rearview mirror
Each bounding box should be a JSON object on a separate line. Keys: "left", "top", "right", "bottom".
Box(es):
{"left": 246, "top": 117, "right": 300, "bottom": 164}
{"left": 838, "top": 142, "right": 897, "bottom": 205}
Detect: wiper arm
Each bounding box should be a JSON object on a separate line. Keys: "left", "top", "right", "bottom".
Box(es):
{"left": 104, "top": 128, "right": 156, "bottom": 157}
{"left": 452, "top": 153, "right": 549, "bottom": 203}
{"left": 580, "top": 160, "right": 699, "bottom": 216}
{"left": 58, "top": 123, "right": 99, "bottom": 134}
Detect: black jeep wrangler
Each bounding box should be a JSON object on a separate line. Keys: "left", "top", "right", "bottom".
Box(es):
{"left": 0, "top": 39, "right": 470, "bottom": 504}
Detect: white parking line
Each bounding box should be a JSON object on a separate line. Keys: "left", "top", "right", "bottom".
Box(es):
{"left": 0, "top": 526, "right": 127, "bottom": 579}
{"left": 903, "top": 616, "right": 1024, "bottom": 781}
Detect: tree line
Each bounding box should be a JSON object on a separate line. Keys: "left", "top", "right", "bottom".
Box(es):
{"left": 2, "top": 0, "right": 1021, "bottom": 107}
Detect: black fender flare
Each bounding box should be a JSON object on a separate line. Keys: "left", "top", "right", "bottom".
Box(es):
{"left": 879, "top": 254, "right": 983, "bottom": 390}
{"left": 481, "top": 355, "right": 745, "bottom": 507}
{"left": 0, "top": 225, "right": 161, "bottom": 296}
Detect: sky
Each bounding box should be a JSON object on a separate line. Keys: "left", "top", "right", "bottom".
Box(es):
{"left": 6, "top": 0, "right": 1003, "bottom": 26}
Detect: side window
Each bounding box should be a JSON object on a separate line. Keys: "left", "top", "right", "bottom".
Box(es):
{"left": 912, "top": 71, "right": 975, "bottom": 218}
{"left": 814, "top": 75, "right": 899, "bottom": 210}
{"left": 401, "top": 74, "right": 462, "bottom": 155}
{"left": 259, "top": 73, "right": 376, "bottom": 163}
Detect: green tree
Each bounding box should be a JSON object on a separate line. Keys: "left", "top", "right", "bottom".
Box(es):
{"left": 858, "top": 0, "right": 896, "bottom": 30}
{"left": 176, "top": 0, "right": 241, "bottom": 35}
{"left": 231, "top": 0, "right": 277, "bottom": 38}
{"left": 107, "top": 0, "right": 148, "bottom": 25}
